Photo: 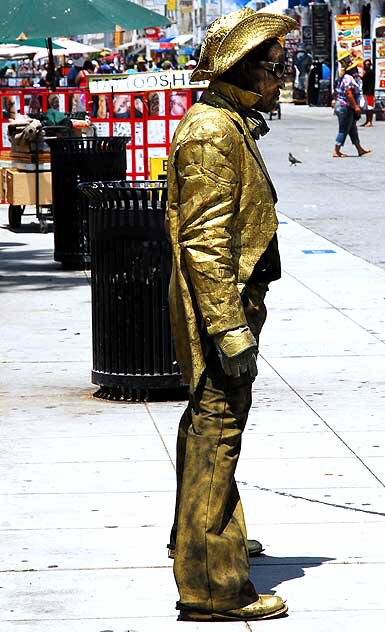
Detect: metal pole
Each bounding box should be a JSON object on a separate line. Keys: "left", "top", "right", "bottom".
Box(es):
{"left": 46, "top": 37, "right": 56, "bottom": 92}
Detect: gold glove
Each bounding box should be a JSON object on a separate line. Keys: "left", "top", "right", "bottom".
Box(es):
{"left": 213, "top": 326, "right": 258, "bottom": 379}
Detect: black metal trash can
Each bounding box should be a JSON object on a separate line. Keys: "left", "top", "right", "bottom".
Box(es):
{"left": 80, "top": 180, "right": 185, "bottom": 400}
{"left": 48, "top": 137, "right": 127, "bottom": 269}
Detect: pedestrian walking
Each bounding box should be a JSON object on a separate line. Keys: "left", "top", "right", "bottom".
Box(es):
{"left": 333, "top": 54, "right": 371, "bottom": 157}
{"left": 166, "top": 8, "right": 297, "bottom": 622}
{"left": 361, "top": 59, "right": 375, "bottom": 127}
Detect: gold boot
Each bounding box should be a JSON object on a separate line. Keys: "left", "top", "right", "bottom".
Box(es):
{"left": 179, "top": 594, "right": 288, "bottom": 621}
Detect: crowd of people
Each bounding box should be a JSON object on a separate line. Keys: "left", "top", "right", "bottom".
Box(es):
{"left": 0, "top": 52, "right": 199, "bottom": 90}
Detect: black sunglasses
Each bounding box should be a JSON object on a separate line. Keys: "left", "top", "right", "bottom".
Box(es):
{"left": 255, "top": 61, "right": 286, "bottom": 79}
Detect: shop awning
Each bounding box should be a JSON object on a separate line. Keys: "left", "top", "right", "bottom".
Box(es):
{"left": 152, "top": 34, "right": 193, "bottom": 50}
{"left": 170, "top": 34, "right": 193, "bottom": 46}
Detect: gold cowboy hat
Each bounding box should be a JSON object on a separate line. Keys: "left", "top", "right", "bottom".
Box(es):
{"left": 191, "top": 8, "right": 297, "bottom": 83}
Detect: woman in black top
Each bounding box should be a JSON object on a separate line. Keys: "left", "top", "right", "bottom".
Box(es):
{"left": 361, "top": 59, "right": 375, "bottom": 127}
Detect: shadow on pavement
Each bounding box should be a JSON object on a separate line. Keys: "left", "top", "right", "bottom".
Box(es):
{"left": 3, "top": 221, "right": 54, "bottom": 234}
{"left": 249, "top": 554, "right": 334, "bottom": 593}
{"left": 0, "top": 243, "right": 89, "bottom": 291}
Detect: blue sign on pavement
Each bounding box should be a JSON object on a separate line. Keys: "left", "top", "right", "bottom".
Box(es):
{"left": 302, "top": 249, "right": 336, "bottom": 254}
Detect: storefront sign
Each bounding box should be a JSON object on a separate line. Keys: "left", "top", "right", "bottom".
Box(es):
{"left": 150, "top": 156, "right": 168, "bottom": 180}
{"left": 362, "top": 38, "right": 372, "bottom": 60}
{"left": 144, "top": 27, "right": 161, "bottom": 40}
{"left": 311, "top": 4, "right": 330, "bottom": 60}
{"left": 335, "top": 14, "right": 363, "bottom": 74}
{"left": 88, "top": 70, "right": 208, "bottom": 94}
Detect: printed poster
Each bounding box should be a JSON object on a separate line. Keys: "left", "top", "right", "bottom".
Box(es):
{"left": 2, "top": 122, "right": 11, "bottom": 148}
{"left": 147, "top": 119, "right": 166, "bottom": 145}
{"left": 375, "top": 18, "right": 385, "bottom": 93}
{"left": 335, "top": 14, "right": 363, "bottom": 74}
{"left": 375, "top": 38, "right": 385, "bottom": 91}
{"left": 375, "top": 17, "right": 385, "bottom": 39}
{"left": 93, "top": 122, "right": 110, "bottom": 137}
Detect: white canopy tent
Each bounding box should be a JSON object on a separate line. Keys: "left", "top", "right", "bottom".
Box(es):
{"left": 33, "top": 38, "right": 102, "bottom": 60}
{"left": 0, "top": 43, "right": 51, "bottom": 58}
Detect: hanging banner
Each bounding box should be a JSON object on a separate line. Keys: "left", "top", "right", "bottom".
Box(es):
{"left": 335, "top": 14, "right": 363, "bottom": 74}
{"left": 311, "top": 4, "right": 330, "bottom": 60}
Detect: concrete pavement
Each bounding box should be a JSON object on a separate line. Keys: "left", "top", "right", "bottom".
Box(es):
{"left": 261, "top": 103, "right": 385, "bottom": 271}
{"left": 1, "top": 105, "right": 385, "bottom": 631}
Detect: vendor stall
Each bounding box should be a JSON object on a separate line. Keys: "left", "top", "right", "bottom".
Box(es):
{"left": 0, "top": 106, "right": 95, "bottom": 229}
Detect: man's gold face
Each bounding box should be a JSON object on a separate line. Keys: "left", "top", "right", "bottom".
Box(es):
{"left": 245, "top": 42, "right": 285, "bottom": 113}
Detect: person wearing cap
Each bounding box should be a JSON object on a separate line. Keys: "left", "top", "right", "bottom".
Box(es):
{"left": 185, "top": 59, "right": 197, "bottom": 69}
{"left": 333, "top": 53, "right": 371, "bottom": 157}
{"left": 167, "top": 8, "right": 296, "bottom": 622}
{"left": 162, "top": 60, "right": 173, "bottom": 70}
{"left": 136, "top": 55, "right": 148, "bottom": 72}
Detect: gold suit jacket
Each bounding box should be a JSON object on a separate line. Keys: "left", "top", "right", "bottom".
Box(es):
{"left": 167, "top": 80, "right": 278, "bottom": 393}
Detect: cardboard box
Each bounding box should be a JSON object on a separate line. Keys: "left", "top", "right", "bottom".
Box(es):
{"left": 0, "top": 167, "right": 16, "bottom": 202}
{"left": 5, "top": 169, "right": 52, "bottom": 205}
{"left": 0, "top": 168, "right": 4, "bottom": 202}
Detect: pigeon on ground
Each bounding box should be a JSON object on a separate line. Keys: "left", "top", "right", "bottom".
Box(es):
{"left": 288, "top": 152, "right": 302, "bottom": 166}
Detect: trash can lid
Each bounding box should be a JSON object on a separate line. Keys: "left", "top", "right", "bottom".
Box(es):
{"left": 79, "top": 180, "right": 168, "bottom": 208}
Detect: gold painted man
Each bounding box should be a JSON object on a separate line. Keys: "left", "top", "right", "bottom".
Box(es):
{"left": 166, "top": 9, "right": 297, "bottom": 622}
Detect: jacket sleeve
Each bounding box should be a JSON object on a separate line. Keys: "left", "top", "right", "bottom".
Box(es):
{"left": 174, "top": 116, "right": 247, "bottom": 336}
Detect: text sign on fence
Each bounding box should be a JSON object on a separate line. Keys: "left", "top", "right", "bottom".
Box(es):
{"left": 88, "top": 70, "right": 209, "bottom": 95}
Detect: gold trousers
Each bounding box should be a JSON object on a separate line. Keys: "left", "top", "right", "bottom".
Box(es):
{"left": 171, "top": 282, "right": 268, "bottom": 612}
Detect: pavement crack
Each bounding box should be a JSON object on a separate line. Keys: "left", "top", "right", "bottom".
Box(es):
{"left": 145, "top": 403, "right": 176, "bottom": 471}
{"left": 246, "top": 483, "right": 385, "bottom": 518}
{"left": 322, "top": 173, "right": 370, "bottom": 191}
